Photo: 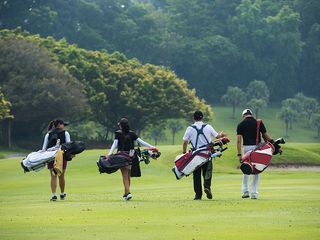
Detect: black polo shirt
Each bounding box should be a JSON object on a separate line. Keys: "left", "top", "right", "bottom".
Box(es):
{"left": 237, "top": 117, "right": 267, "bottom": 145}
{"left": 115, "top": 130, "right": 138, "bottom": 151}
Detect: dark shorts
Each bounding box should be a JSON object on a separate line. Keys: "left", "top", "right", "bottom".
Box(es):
{"left": 47, "top": 160, "right": 68, "bottom": 170}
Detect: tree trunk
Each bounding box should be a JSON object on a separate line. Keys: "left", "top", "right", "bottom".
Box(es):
{"left": 8, "top": 120, "right": 12, "bottom": 148}
{"left": 232, "top": 104, "right": 235, "bottom": 119}
{"left": 289, "top": 120, "right": 293, "bottom": 130}
{"left": 285, "top": 120, "right": 289, "bottom": 137}
{"left": 172, "top": 131, "right": 175, "bottom": 145}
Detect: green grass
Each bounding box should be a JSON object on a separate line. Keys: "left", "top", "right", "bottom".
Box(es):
{"left": 0, "top": 148, "right": 320, "bottom": 240}
{"left": 141, "top": 106, "right": 320, "bottom": 145}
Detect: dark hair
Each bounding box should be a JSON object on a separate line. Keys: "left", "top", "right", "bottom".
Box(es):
{"left": 47, "top": 120, "right": 55, "bottom": 131}
{"left": 119, "top": 118, "right": 130, "bottom": 133}
{"left": 194, "top": 110, "right": 203, "bottom": 121}
{"left": 47, "top": 119, "right": 68, "bottom": 131}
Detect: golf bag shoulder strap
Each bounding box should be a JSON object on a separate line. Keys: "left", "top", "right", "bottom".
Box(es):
{"left": 190, "top": 124, "right": 209, "bottom": 149}
{"left": 256, "top": 119, "right": 262, "bottom": 145}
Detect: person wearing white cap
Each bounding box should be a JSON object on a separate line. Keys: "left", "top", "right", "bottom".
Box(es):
{"left": 236, "top": 109, "right": 272, "bottom": 199}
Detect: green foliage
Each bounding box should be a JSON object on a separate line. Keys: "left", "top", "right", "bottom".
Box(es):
{"left": 294, "top": 92, "right": 319, "bottom": 123}
{"left": 247, "top": 98, "right": 267, "bottom": 119}
{"left": 167, "top": 119, "right": 184, "bottom": 145}
{"left": 278, "top": 106, "right": 298, "bottom": 137}
{"left": 310, "top": 114, "right": 320, "bottom": 138}
{"left": 1, "top": 0, "right": 316, "bottom": 101}
{"left": 0, "top": 87, "right": 13, "bottom": 120}
{"left": 0, "top": 29, "right": 211, "bottom": 144}
{"left": 144, "top": 123, "right": 166, "bottom": 146}
{"left": 221, "top": 86, "right": 246, "bottom": 119}
{"left": 0, "top": 37, "right": 88, "bottom": 137}
{"left": 246, "top": 80, "right": 270, "bottom": 103}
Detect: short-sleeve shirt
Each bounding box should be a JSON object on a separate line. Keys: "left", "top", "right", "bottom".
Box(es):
{"left": 183, "top": 121, "right": 218, "bottom": 149}
{"left": 115, "top": 130, "right": 138, "bottom": 151}
{"left": 237, "top": 117, "right": 267, "bottom": 145}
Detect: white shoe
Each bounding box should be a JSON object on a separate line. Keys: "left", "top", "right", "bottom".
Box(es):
{"left": 251, "top": 194, "right": 258, "bottom": 199}
{"left": 123, "top": 193, "right": 132, "bottom": 201}
{"left": 242, "top": 191, "right": 249, "bottom": 198}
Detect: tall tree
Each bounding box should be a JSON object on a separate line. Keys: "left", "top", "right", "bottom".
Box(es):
{"left": 167, "top": 119, "right": 183, "bottom": 145}
{"left": 0, "top": 38, "right": 88, "bottom": 140}
{"left": 281, "top": 98, "right": 302, "bottom": 129}
{"left": 221, "top": 86, "right": 246, "bottom": 119}
{"left": 278, "top": 106, "right": 298, "bottom": 137}
{"left": 310, "top": 113, "right": 320, "bottom": 138}
{"left": 247, "top": 98, "right": 267, "bottom": 119}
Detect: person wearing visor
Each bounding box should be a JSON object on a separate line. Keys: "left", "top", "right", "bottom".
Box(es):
{"left": 182, "top": 110, "right": 226, "bottom": 200}
{"left": 42, "top": 119, "right": 71, "bottom": 201}
{"left": 236, "top": 109, "right": 272, "bottom": 199}
{"left": 107, "top": 118, "right": 157, "bottom": 201}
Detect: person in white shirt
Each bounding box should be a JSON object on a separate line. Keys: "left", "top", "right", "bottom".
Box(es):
{"left": 182, "top": 110, "right": 226, "bottom": 200}
{"left": 42, "top": 119, "right": 71, "bottom": 201}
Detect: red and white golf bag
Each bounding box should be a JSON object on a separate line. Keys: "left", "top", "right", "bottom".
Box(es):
{"left": 172, "top": 137, "right": 229, "bottom": 180}
{"left": 240, "top": 138, "right": 285, "bottom": 175}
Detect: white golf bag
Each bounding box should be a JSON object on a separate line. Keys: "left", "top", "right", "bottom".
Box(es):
{"left": 21, "top": 146, "right": 59, "bottom": 172}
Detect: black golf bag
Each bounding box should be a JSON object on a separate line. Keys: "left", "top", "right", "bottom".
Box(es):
{"left": 97, "top": 152, "right": 132, "bottom": 174}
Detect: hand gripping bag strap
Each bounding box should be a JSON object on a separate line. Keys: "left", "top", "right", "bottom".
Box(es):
{"left": 256, "top": 119, "right": 262, "bottom": 146}
{"left": 190, "top": 124, "right": 209, "bottom": 150}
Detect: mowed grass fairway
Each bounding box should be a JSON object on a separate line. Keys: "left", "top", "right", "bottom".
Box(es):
{"left": 1, "top": 147, "right": 320, "bottom": 240}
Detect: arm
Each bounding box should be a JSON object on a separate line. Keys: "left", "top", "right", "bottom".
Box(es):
{"left": 65, "top": 131, "right": 71, "bottom": 143}
{"left": 262, "top": 132, "right": 272, "bottom": 142}
{"left": 236, "top": 135, "right": 243, "bottom": 162}
{"left": 183, "top": 140, "right": 188, "bottom": 154}
{"left": 42, "top": 133, "right": 49, "bottom": 151}
{"left": 216, "top": 131, "right": 226, "bottom": 139}
{"left": 209, "top": 125, "right": 226, "bottom": 139}
{"left": 136, "top": 138, "right": 155, "bottom": 148}
{"left": 107, "top": 139, "right": 118, "bottom": 156}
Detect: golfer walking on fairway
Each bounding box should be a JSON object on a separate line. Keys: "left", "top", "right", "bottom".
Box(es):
{"left": 182, "top": 110, "right": 226, "bottom": 200}
{"left": 236, "top": 109, "right": 272, "bottom": 199}
{"left": 42, "top": 119, "right": 71, "bottom": 201}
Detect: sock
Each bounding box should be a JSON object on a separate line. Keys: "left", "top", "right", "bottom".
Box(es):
{"left": 60, "top": 192, "right": 65, "bottom": 196}
{"left": 52, "top": 193, "right": 56, "bottom": 197}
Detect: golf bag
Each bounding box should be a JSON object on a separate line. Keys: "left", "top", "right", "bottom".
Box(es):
{"left": 21, "top": 141, "right": 85, "bottom": 173}
{"left": 172, "top": 137, "right": 229, "bottom": 180}
{"left": 240, "top": 138, "right": 285, "bottom": 175}
{"left": 97, "top": 152, "right": 132, "bottom": 174}
{"left": 61, "top": 141, "right": 86, "bottom": 161}
{"left": 21, "top": 146, "right": 59, "bottom": 172}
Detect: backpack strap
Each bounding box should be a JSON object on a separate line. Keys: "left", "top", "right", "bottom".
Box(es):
{"left": 190, "top": 124, "right": 209, "bottom": 150}
{"left": 256, "top": 119, "right": 262, "bottom": 146}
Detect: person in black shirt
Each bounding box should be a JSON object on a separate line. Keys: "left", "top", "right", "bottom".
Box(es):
{"left": 107, "top": 118, "right": 157, "bottom": 200}
{"left": 42, "top": 119, "right": 71, "bottom": 201}
{"left": 236, "top": 109, "right": 272, "bottom": 199}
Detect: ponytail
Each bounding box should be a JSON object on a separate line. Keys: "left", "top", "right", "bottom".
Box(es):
{"left": 47, "top": 120, "right": 55, "bottom": 131}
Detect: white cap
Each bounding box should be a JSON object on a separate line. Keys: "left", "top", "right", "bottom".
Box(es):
{"left": 242, "top": 109, "right": 253, "bottom": 116}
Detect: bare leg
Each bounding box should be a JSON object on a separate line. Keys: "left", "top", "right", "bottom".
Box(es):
{"left": 59, "top": 170, "right": 66, "bottom": 193}
{"left": 50, "top": 170, "right": 57, "bottom": 194}
{"left": 121, "top": 168, "right": 130, "bottom": 194}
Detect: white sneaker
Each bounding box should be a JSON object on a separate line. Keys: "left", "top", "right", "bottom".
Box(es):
{"left": 251, "top": 194, "right": 258, "bottom": 199}
{"left": 123, "top": 193, "right": 132, "bottom": 201}
{"left": 242, "top": 191, "right": 250, "bottom": 198}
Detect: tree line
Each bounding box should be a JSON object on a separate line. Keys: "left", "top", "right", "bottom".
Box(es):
{"left": 0, "top": 29, "right": 212, "bottom": 148}
{"left": 0, "top": 0, "right": 319, "bottom": 102}
{"left": 221, "top": 81, "right": 320, "bottom": 138}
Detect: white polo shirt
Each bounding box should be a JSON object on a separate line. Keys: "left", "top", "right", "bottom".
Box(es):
{"left": 183, "top": 121, "right": 218, "bottom": 149}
